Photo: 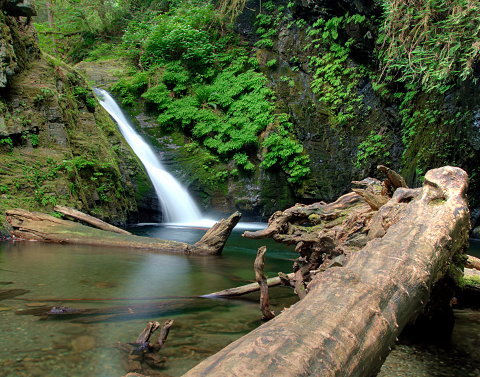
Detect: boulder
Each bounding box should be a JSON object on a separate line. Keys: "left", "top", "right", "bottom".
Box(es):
{"left": 4, "top": 0, "right": 37, "bottom": 17}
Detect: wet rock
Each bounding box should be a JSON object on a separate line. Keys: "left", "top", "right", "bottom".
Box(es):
{"left": 471, "top": 226, "right": 480, "bottom": 239}
{"left": 4, "top": 0, "right": 37, "bottom": 17}
{"left": 71, "top": 335, "right": 96, "bottom": 353}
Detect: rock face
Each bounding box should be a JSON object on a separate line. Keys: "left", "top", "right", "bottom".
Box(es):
{"left": 58, "top": 0, "right": 480, "bottom": 222}
{"left": 0, "top": 2, "right": 158, "bottom": 233}
{"left": 103, "top": 0, "right": 480, "bottom": 221}
{"left": 0, "top": 4, "right": 40, "bottom": 88}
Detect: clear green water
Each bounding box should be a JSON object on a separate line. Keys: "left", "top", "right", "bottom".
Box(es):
{"left": 0, "top": 226, "right": 299, "bottom": 377}
{"left": 1, "top": 227, "right": 479, "bottom": 377}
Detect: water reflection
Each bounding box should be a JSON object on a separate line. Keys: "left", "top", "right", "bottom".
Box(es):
{"left": 1, "top": 229, "right": 478, "bottom": 376}
{"left": 0, "top": 227, "right": 298, "bottom": 376}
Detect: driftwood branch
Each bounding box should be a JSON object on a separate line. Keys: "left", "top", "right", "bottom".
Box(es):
{"left": 202, "top": 273, "right": 294, "bottom": 298}
{"left": 5, "top": 210, "right": 241, "bottom": 255}
{"left": 54, "top": 205, "right": 132, "bottom": 235}
{"left": 254, "top": 246, "right": 275, "bottom": 320}
{"left": 182, "top": 166, "right": 470, "bottom": 377}
{"left": 136, "top": 321, "right": 161, "bottom": 345}
{"left": 113, "top": 319, "right": 174, "bottom": 376}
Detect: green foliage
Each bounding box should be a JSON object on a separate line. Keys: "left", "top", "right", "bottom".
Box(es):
{"left": 261, "top": 116, "right": 310, "bottom": 183}
{"left": 122, "top": 2, "right": 219, "bottom": 73}
{"left": 29, "top": 134, "right": 39, "bottom": 147}
{"left": 254, "top": 4, "right": 279, "bottom": 48}
{"left": 112, "top": 1, "right": 310, "bottom": 183}
{"left": 112, "top": 71, "right": 149, "bottom": 106}
{"left": 378, "top": 0, "right": 480, "bottom": 92}
{"left": 0, "top": 137, "right": 13, "bottom": 147}
{"left": 306, "top": 14, "right": 366, "bottom": 127}
{"left": 266, "top": 59, "right": 277, "bottom": 68}
{"left": 355, "top": 131, "right": 389, "bottom": 169}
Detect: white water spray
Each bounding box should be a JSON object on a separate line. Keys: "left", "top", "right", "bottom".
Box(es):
{"left": 95, "top": 88, "right": 203, "bottom": 224}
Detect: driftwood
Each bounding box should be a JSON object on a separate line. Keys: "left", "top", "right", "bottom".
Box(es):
{"left": 182, "top": 166, "right": 470, "bottom": 377}
{"left": 202, "top": 273, "right": 294, "bottom": 298}
{"left": 54, "top": 205, "right": 132, "bottom": 235}
{"left": 5, "top": 210, "right": 241, "bottom": 255}
{"left": 254, "top": 246, "right": 275, "bottom": 320}
{"left": 113, "top": 319, "right": 174, "bottom": 377}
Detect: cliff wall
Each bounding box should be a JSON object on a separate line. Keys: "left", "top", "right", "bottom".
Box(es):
{"left": 0, "top": 1, "right": 157, "bottom": 235}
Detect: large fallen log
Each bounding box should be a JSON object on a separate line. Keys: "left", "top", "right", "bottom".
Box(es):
{"left": 182, "top": 166, "right": 470, "bottom": 377}
{"left": 53, "top": 205, "right": 132, "bottom": 235}
{"left": 5, "top": 209, "right": 241, "bottom": 255}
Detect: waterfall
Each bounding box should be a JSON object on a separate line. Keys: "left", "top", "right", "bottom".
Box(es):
{"left": 95, "top": 88, "right": 203, "bottom": 224}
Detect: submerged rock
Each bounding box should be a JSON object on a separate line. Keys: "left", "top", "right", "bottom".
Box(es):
{"left": 71, "top": 336, "right": 96, "bottom": 353}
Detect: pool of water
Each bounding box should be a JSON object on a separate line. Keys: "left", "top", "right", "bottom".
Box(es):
{"left": 1, "top": 226, "right": 479, "bottom": 377}
{"left": 0, "top": 225, "right": 298, "bottom": 377}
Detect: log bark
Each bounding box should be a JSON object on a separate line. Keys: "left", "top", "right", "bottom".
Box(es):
{"left": 5, "top": 210, "right": 241, "bottom": 255}
{"left": 181, "top": 166, "right": 470, "bottom": 377}
{"left": 254, "top": 246, "right": 275, "bottom": 320}
{"left": 466, "top": 255, "right": 480, "bottom": 271}
{"left": 54, "top": 205, "right": 132, "bottom": 235}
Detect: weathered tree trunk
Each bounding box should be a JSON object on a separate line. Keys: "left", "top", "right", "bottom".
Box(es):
{"left": 254, "top": 246, "right": 275, "bottom": 320}
{"left": 182, "top": 167, "right": 470, "bottom": 377}
{"left": 5, "top": 210, "right": 241, "bottom": 255}
{"left": 54, "top": 205, "right": 132, "bottom": 235}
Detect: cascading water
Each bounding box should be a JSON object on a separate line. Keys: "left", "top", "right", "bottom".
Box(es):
{"left": 95, "top": 88, "right": 203, "bottom": 224}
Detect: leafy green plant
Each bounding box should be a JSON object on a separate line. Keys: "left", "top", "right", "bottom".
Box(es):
{"left": 355, "top": 131, "right": 389, "bottom": 169}
{"left": 378, "top": 0, "right": 480, "bottom": 92}
{"left": 0, "top": 137, "right": 13, "bottom": 147}
{"left": 30, "top": 134, "right": 39, "bottom": 147}
{"left": 261, "top": 115, "right": 310, "bottom": 183}
{"left": 266, "top": 59, "right": 277, "bottom": 67}
{"left": 306, "top": 14, "right": 366, "bottom": 127}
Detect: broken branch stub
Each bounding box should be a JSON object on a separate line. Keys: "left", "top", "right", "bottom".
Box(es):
{"left": 182, "top": 166, "right": 470, "bottom": 377}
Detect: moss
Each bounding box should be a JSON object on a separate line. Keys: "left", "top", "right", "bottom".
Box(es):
{"left": 0, "top": 53, "right": 155, "bottom": 224}
{"left": 429, "top": 198, "right": 447, "bottom": 206}
{"left": 464, "top": 274, "right": 480, "bottom": 287}
{"left": 452, "top": 251, "right": 468, "bottom": 269}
